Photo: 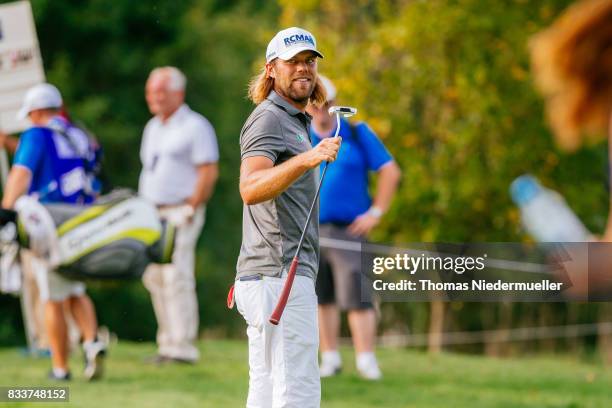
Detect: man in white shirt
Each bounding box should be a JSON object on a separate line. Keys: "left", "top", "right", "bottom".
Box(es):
{"left": 139, "top": 66, "right": 219, "bottom": 363}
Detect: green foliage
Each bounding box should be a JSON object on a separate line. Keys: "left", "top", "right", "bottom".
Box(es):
{"left": 280, "top": 0, "right": 609, "bottom": 242}
{"left": 0, "top": 295, "right": 24, "bottom": 346}
{"left": 1, "top": 0, "right": 609, "bottom": 347}
{"left": 0, "top": 0, "right": 280, "bottom": 342}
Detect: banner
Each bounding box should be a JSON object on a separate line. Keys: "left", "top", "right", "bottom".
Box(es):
{"left": 0, "top": 1, "right": 44, "bottom": 134}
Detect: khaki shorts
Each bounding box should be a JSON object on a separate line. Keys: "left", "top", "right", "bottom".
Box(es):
{"left": 22, "top": 250, "right": 86, "bottom": 302}
{"left": 316, "top": 224, "right": 373, "bottom": 310}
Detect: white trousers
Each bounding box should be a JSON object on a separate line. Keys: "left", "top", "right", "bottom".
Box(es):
{"left": 142, "top": 205, "right": 205, "bottom": 361}
{"left": 235, "top": 274, "right": 320, "bottom": 408}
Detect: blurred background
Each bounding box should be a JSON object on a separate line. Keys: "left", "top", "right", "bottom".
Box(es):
{"left": 0, "top": 0, "right": 610, "bottom": 363}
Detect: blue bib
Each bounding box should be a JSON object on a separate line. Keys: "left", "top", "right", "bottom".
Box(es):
{"left": 13, "top": 118, "right": 97, "bottom": 204}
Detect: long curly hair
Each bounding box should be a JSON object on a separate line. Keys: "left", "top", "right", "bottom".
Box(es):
{"left": 530, "top": 0, "right": 612, "bottom": 150}
{"left": 247, "top": 62, "right": 327, "bottom": 107}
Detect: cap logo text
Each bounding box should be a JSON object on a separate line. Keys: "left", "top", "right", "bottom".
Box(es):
{"left": 283, "top": 34, "right": 314, "bottom": 47}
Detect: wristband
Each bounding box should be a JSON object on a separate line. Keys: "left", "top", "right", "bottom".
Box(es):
{"left": 367, "top": 206, "right": 383, "bottom": 218}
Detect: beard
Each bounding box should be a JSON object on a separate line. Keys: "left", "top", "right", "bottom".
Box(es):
{"left": 278, "top": 77, "right": 315, "bottom": 105}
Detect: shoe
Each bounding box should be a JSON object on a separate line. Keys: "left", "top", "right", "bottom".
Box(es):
{"left": 48, "top": 370, "right": 71, "bottom": 381}
{"left": 356, "top": 353, "right": 382, "bottom": 381}
{"left": 83, "top": 340, "right": 107, "bottom": 381}
{"left": 320, "top": 351, "right": 342, "bottom": 378}
{"left": 319, "top": 360, "right": 342, "bottom": 378}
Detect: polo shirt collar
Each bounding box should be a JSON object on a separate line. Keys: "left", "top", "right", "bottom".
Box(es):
{"left": 159, "top": 104, "right": 189, "bottom": 126}
{"left": 267, "top": 91, "right": 312, "bottom": 121}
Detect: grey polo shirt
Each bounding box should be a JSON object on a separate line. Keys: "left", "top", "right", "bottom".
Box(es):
{"left": 236, "top": 90, "right": 319, "bottom": 281}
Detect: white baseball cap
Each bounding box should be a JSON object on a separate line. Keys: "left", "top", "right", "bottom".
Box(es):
{"left": 17, "top": 83, "right": 63, "bottom": 120}
{"left": 318, "top": 75, "right": 337, "bottom": 102}
{"left": 266, "top": 27, "right": 324, "bottom": 63}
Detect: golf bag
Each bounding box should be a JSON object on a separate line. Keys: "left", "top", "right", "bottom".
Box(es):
{"left": 0, "top": 189, "right": 175, "bottom": 283}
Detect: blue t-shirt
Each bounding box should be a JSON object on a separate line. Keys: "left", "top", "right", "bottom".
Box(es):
{"left": 311, "top": 118, "right": 393, "bottom": 224}
{"left": 13, "top": 117, "right": 97, "bottom": 204}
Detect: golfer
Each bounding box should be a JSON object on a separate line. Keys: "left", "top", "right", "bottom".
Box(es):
{"left": 235, "top": 27, "right": 340, "bottom": 407}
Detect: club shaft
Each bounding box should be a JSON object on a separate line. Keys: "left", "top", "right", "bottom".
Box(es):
{"left": 291, "top": 113, "right": 341, "bottom": 266}
{"left": 269, "top": 113, "right": 342, "bottom": 325}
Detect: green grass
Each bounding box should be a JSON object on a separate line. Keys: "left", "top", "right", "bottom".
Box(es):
{"left": 0, "top": 340, "right": 610, "bottom": 407}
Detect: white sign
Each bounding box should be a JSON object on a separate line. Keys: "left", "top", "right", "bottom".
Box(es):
{"left": 0, "top": 1, "right": 45, "bottom": 134}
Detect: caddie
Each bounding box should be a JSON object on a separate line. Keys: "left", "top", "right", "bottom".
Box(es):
{"left": 1, "top": 83, "right": 106, "bottom": 381}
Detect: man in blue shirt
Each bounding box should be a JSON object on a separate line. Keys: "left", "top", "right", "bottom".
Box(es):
{"left": 2, "top": 83, "right": 106, "bottom": 381}
{"left": 308, "top": 76, "right": 401, "bottom": 380}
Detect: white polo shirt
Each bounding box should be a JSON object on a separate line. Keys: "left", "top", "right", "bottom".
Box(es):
{"left": 138, "top": 104, "right": 219, "bottom": 205}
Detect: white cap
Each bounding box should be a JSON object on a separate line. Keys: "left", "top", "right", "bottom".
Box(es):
{"left": 17, "top": 83, "right": 63, "bottom": 120}
{"left": 319, "top": 75, "right": 337, "bottom": 102}
{"left": 266, "top": 27, "right": 323, "bottom": 63}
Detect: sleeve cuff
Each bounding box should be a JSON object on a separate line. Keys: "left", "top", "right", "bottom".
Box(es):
{"left": 372, "top": 159, "right": 394, "bottom": 171}
{"left": 11, "top": 163, "right": 34, "bottom": 174}
{"left": 241, "top": 150, "right": 277, "bottom": 163}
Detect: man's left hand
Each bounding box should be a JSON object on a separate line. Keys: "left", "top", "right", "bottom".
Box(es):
{"left": 185, "top": 197, "right": 200, "bottom": 212}
{"left": 347, "top": 212, "right": 380, "bottom": 237}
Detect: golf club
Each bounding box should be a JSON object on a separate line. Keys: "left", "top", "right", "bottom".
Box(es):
{"left": 269, "top": 105, "right": 357, "bottom": 325}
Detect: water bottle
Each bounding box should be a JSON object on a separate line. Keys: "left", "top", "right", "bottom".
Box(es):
{"left": 510, "top": 175, "right": 592, "bottom": 242}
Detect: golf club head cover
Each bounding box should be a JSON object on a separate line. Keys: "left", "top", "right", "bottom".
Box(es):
{"left": 0, "top": 208, "right": 18, "bottom": 247}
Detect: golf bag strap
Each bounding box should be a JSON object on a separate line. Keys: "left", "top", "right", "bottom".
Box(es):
{"left": 348, "top": 122, "right": 367, "bottom": 159}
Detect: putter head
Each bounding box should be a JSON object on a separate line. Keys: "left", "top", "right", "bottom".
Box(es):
{"left": 328, "top": 106, "right": 357, "bottom": 118}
